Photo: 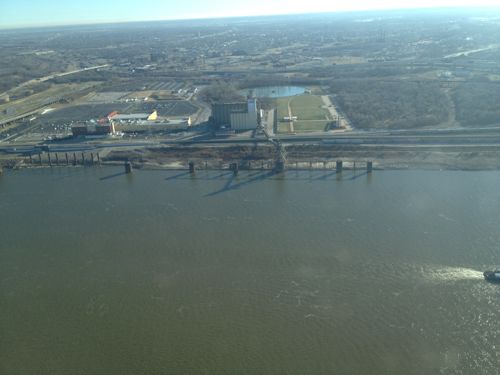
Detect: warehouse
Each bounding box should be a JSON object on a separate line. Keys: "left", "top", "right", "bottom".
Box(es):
{"left": 212, "top": 99, "right": 259, "bottom": 130}
{"left": 109, "top": 111, "right": 158, "bottom": 123}
{"left": 71, "top": 123, "right": 115, "bottom": 137}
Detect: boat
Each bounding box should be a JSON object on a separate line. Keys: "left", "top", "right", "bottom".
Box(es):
{"left": 483, "top": 270, "right": 500, "bottom": 282}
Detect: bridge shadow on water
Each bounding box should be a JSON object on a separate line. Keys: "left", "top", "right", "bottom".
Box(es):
{"left": 311, "top": 170, "right": 338, "bottom": 181}
{"left": 205, "top": 170, "right": 279, "bottom": 197}
{"left": 208, "top": 171, "right": 233, "bottom": 180}
{"left": 164, "top": 171, "right": 236, "bottom": 181}
{"left": 307, "top": 170, "right": 369, "bottom": 181}
{"left": 165, "top": 171, "right": 191, "bottom": 180}
{"left": 100, "top": 171, "right": 127, "bottom": 181}
{"left": 159, "top": 169, "right": 372, "bottom": 197}
{"left": 349, "top": 171, "right": 369, "bottom": 180}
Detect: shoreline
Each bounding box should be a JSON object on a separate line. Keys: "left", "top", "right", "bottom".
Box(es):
{"left": 2, "top": 144, "right": 500, "bottom": 172}
{"left": 4, "top": 157, "right": 500, "bottom": 172}
{"left": 99, "top": 145, "right": 500, "bottom": 172}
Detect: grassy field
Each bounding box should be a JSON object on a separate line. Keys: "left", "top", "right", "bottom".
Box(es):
{"left": 293, "top": 120, "right": 329, "bottom": 132}
{"left": 277, "top": 94, "right": 330, "bottom": 133}
{"left": 290, "top": 95, "right": 329, "bottom": 120}
{"left": 277, "top": 98, "right": 290, "bottom": 119}
{"left": 279, "top": 122, "right": 292, "bottom": 133}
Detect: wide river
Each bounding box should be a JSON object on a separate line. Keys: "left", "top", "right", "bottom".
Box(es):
{"left": 1, "top": 167, "right": 500, "bottom": 374}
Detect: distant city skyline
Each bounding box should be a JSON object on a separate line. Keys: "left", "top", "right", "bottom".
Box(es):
{"left": 1, "top": 0, "right": 500, "bottom": 29}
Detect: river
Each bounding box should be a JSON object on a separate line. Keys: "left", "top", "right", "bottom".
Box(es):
{"left": 1, "top": 167, "right": 500, "bottom": 374}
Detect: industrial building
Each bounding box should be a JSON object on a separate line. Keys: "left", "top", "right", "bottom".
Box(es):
{"left": 212, "top": 102, "right": 247, "bottom": 126}
{"left": 109, "top": 111, "right": 158, "bottom": 123}
{"left": 72, "top": 123, "right": 116, "bottom": 137}
{"left": 107, "top": 110, "right": 191, "bottom": 129}
{"left": 212, "top": 99, "right": 259, "bottom": 130}
{"left": 71, "top": 109, "right": 191, "bottom": 138}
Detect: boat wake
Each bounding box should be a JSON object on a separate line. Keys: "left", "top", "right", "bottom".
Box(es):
{"left": 422, "top": 266, "right": 484, "bottom": 282}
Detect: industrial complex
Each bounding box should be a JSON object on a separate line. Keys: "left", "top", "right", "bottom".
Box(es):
{"left": 212, "top": 99, "right": 260, "bottom": 131}
{"left": 71, "top": 109, "right": 192, "bottom": 138}
{"left": 3, "top": 11, "right": 500, "bottom": 173}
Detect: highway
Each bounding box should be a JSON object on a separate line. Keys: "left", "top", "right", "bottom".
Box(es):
{"left": 0, "top": 64, "right": 111, "bottom": 127}
{"left": 0, "top": 141, "right": 160, "bottom": 154}
{"left": 0, "top": 64, "right": 110, "bottom": 98}
{"left": 3, "top": 126, "right": 500, "bottom": 155}
{"left": 181, "top": 126, "right": 500, "bottom": 146}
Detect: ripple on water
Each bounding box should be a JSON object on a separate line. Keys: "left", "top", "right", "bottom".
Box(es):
{"left": 285, "top": 261, "right": 500, "bottom": 372}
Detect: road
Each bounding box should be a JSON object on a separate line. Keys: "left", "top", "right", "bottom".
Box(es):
{"left": 321, "top": 95, "right": 352, "bottom": 131}
{"left": 262, "top": 110, "right": 275, "bottom": 136}
{"left": 4, "top": 128, "right": 500, "bottom": 156}
{"left": 287, "top": 99, "right": 295, "bottom": 133}
{"left": 191, "top": 100, "right": 211, "bottom": 125}
{"left": 0, "top": 64, "right": 110, "bottom": 98}
{"left": 0, "top": 64, "right": 111, "bottom": 126}
{"left": 4, "top": 121, "right": 500, "bottom": 153}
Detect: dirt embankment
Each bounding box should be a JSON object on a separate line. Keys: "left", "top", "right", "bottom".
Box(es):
{"left": 101, "top": 144, "right": 500, "bottom": 171}
{"left": 3, "top": 144, "right": 500, "bottom": 171}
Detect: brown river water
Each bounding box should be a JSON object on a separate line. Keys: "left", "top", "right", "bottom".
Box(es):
{"left": 1, "top": 167, "right": 500, "bottom": 374}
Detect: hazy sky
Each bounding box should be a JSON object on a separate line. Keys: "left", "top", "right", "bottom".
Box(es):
{"left": 1, "top": 0, "right": 499, "bottom": 28}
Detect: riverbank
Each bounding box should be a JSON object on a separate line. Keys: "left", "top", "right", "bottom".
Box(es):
{"left": 100, "top": 144, "right": 500, "bottom": 171}
{"left": 2, "top": 144, "right": 500, "bottom": 171}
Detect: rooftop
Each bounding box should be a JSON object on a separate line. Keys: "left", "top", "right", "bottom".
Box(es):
{"left": 112, "top": 113, "right": 150, "bottom": 120}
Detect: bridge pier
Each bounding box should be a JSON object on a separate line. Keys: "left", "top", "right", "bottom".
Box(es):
{"left": 125, "top": 161, "right": 132, "bottom": 174}
{"left": 275, "top": 160, "right": 285, "bottom": 173}
{"left": 367, "top": 161, "right": 373, "bottom": 173}
{"left": 336, "top": 160, "right": 343, "bottom": 173}
{"left": 189, "top": 161, "right": 195, "bottom": 174}
{"left": 230, "top": 162, "right": 239, "bottom": 176}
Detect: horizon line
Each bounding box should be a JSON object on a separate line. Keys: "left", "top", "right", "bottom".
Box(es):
{"left": 1, "top": 5, "right": 499, "bottom": 31}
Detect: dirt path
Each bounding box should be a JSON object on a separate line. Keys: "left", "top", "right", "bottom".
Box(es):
{"left": 287, "top": 98, "right": 295, "bottom": 133}
{"left": 321, "top": 95, "right": 352, "bottom": 131}
{"left": 439, "top": 89, "right": 459, "bottom": 128}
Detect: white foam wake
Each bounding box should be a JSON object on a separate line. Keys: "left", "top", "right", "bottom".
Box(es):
{"left": 422, "top": 266, "right": 484, "bottom": 282}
